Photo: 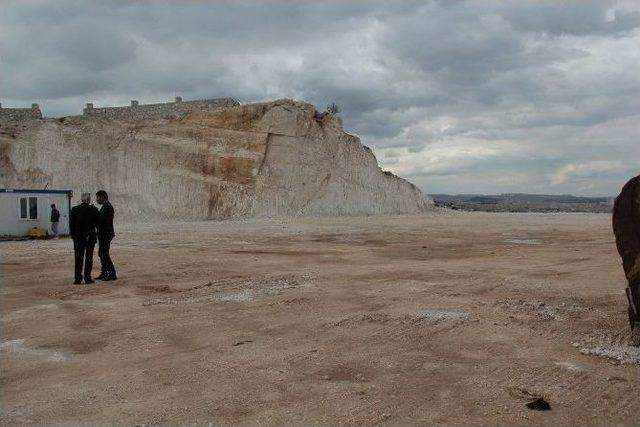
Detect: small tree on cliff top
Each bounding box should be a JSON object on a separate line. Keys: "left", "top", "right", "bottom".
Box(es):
{"left": 326, "top": 102, "right": 341, "bottom": 114}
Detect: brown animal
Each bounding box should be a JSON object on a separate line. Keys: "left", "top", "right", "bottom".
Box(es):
{"left": 612, "top": 174, "right": 640, "bottom": 346}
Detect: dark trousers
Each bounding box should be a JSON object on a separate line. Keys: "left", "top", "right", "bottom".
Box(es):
{"left": 73, "top": 237, "right": 96, "bottom": 282}
{"left": 98, "top": 235, "right": 116, "bottom": 276}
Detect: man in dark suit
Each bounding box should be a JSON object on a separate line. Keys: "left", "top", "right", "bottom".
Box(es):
{"left": 70, "top": 193, "right": 99, "bottom": 284}
{"left": 50, "top": 204, "right": 60, "bottom": 239}
{"left": 96, "top": 190, "right": 117, "bottom": 281}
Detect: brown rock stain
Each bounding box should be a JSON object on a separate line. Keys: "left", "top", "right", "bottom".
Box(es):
{"left": 219, "top": 156, "right": 255, "bottom": 185}
{"left": 185, "top": 106, "right": 265, "bottom": 131}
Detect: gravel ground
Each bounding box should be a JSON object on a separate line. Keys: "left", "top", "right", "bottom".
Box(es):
{"left": 1, "top": 212, "right": 638, "bottom": 426}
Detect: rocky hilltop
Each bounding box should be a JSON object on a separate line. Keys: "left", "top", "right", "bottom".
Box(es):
{"left": 0, "top": 99, "right": 432, "bottom": 220}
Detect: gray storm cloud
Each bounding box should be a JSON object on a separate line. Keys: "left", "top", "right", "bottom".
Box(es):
{"left": 1, "top": 0, "right": 639, "bottom": 195}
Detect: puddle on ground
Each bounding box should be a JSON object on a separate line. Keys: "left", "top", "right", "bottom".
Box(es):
{"left": 504, "top": 239, "right": 540, "bottom": 245}
{"left": 554, "top": 361, "right": 583, "bottom": 371}
{"left": 0, "top": 339, "right": 68, "bottom": 362}
{"left": 213, "top": 289, "right": 254, "bottom": 302}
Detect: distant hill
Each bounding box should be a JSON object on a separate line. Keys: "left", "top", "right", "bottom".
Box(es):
{"left": 430, "top": 193, "right": 614, "bottom": 213}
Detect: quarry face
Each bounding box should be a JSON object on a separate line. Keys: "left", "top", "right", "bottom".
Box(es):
{"left": 0, "top": 99, "right": 432, "bottom": 220}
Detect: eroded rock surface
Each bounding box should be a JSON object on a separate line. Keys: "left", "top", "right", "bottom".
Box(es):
{"left": 612, "top": 174, "right": 640, "bottom": 345}
{"left": 0, "top": 100, "right": 432, "bottom": 220}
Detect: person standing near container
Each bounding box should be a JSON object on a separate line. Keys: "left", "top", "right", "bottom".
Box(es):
{"left": 50, "top": 204, "right": 60, "bottom": 239}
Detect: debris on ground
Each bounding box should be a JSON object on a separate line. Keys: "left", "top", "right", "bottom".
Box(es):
{"left": 508, "top": 387, "right": 551, "bottom": 411}
{"left": 526, "top": 398, "right": 551, "bottom": 411}
{"left": 496, "top": 299, "right": 586, "bottom": 321}
{"left": 574, "top": 332, "right": 640, "bottom": 365}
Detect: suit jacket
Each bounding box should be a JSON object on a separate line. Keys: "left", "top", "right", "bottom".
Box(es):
{"left": 97, "top": 201, "right": 115, "bottom": 239}
{"left": 70, "top": 203, "right": 99, "bottom": 241}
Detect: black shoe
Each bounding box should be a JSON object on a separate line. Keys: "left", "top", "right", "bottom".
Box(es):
{"left": 73, "top": 280, "right": 83, "bottom": 285}
{"left": 102, "top": 275, "right": 117, "bottom": 281}
{"left": 96, "top": 273, "right": 107, "bottom": 280}
{"left": 85, "top": 279, "right": 95, "bottom": 284}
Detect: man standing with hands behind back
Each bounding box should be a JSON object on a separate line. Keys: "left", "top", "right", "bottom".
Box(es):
{"left": 96, "top": 190, "right": 117, "bottom": 281}
{"left": 70, "top": 193, "right": 99, "bottom": 285}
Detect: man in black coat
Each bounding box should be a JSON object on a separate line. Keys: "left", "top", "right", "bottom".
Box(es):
{"left": 96, "top": 190, "right": 117, "bottom": 281}
{"left": 50, "top": 204, "right": 60, "bottom": 239}
{"left": 70, "top": 193, "right": 99, "bottom": 284}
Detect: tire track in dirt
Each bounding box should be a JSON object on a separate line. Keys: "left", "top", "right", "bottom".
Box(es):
{"left": 141, "top": 274, "right": 314, "bottom": 306}
{"left": 478, "top": 363, "right": 639, "bottom": 418}
{"left": 324, "top": 310, "right": 472, "bottom": 347}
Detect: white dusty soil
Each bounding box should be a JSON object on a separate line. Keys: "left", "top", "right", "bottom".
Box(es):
{"left": 1, "top": 211, "right": 639, "bottom": 426}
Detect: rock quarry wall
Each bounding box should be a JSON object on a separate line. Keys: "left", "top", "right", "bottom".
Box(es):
{"left": 0, "top": 99, "right": 433, "bottom": 220}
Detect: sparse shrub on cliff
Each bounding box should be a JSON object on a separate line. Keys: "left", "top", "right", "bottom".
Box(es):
{"left": 326, "top": 102, "right": 341, "bottom": 115}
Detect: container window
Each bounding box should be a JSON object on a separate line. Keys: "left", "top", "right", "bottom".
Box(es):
{"left": 29, "top": 197, "right": 38, "bottom": 219}
{"left": 19, "top": 197, "right": 38, "bottom": 220}
{"left": 20, "top": 198, "right": 27, "bottom": 218}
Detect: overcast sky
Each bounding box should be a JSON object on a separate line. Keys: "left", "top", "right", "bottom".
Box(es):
{"left": 2, "top": 0, "right": 639, "bottom": 196}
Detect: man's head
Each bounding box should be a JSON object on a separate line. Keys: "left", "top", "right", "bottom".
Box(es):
{"left": 51, "top": 204, "right": 56, "bottom": 209}
{"left": 96, "top": 190, "right": 108, "bottom": 205}
{"left": 81, "top": 193, "right": 91, "bottom": 204}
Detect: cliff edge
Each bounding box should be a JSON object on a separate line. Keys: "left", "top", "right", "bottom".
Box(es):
{"left": 0, "top": 99, "right": 433, "bottom": 220}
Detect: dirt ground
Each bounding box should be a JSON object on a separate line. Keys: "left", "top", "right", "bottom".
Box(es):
{"left": 1, "top": 212, "right": 639, "bottom": 426}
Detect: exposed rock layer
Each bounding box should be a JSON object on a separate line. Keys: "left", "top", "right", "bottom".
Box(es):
{"left": 0, "top": 99, "right": 432, "bottom": 220}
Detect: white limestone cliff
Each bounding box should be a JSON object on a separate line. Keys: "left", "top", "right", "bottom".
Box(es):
{"left": 0, "top": 99, "right": 433, "bottom": 220}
